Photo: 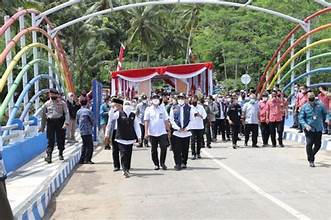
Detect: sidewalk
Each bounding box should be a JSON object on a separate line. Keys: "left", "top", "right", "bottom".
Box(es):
{"left": 6, "top": 133, "right": 83, "bottom": 220}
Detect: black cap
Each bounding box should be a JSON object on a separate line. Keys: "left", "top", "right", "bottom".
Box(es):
{"left": 151, "top": 94, "right": 160, "bottom": 99}
{"left": 111, "top": 98, "right": 124, "bottom": 105}
{"left": 49, "top": 88, "right": 59, "bottom": 94}
{"left": 177, "top": 93, "right": 186, "bottom": 98}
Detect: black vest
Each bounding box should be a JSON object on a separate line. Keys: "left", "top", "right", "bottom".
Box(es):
{"left": 115, "top": 111, "right": 137, "bottom": 140}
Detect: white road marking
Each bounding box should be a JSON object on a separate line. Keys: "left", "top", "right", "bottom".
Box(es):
{"left": 202, "top": 149, "right": 311, "bottom": 220}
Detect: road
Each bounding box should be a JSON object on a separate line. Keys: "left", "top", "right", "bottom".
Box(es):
{"left": 44, "top": 138, "right": 331, "bottom": 220}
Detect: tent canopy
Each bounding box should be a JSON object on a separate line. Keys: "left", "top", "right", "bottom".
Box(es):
{"left": 111, "top": 62, "right": 213, "bottom": 97}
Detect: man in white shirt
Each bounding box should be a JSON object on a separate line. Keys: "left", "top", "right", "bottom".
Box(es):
{"left": 169, "top": 93, "right": 193, "bottom": 171}
{"left": 242, "top": 94, "right": 260, "bottom": 148}
{"left": 190, "top": 95, "right": 207, "bottom": 159}
{"left": 144, "top": 94, "right": 170, "bottom": 170}
{"left": 105, "top": 99, "right": 141, "bottom": 178}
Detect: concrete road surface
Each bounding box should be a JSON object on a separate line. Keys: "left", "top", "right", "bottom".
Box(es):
{"left": 44, "top": 139, "right": 331, "bottom": 220}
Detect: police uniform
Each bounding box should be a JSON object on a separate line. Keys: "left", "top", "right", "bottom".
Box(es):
{"left": 40, "top": 89, "right": 70, "bottom": 163}
{"left": 107, "top": 100, "right": 141, "bottom": 177}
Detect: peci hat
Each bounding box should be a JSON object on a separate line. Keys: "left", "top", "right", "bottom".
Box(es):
{"left": 141, "top": 94, "right": 148, "bottom": 100}
{"left": 111, "top": 98, "right": 124, "bottom": 105}
{"left": 151, "top": 94, "right": 160, "bottom": 99}
{"left": 49, "top": 88, "right": 59, "bottom": 94}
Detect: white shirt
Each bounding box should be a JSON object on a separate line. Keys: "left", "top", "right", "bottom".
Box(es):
{"left": 189, "top": 104, "right": 207, "bottom": 130}
{"left": 242, "top": 101, "right": 259, "bottom": 124}
{"left": 169, "top": 104, "right": 193, "bottom": 138}
{"left": 144, "top": 105, "right": 169, "bottom": 137}
{"left": 106, "top": 108, "right": 141, "bottom": 145}
{"left": 215, "top": 101, "right": 225, "bottom": 119}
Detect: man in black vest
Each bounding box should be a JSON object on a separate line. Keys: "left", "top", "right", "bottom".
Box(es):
{"left": 106, "top": 99, "right": 141, "bottom": 178}
{"left": 169, "top": 93, "right": 193, "bottom": 171}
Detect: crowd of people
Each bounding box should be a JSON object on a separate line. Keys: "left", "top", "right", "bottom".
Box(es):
{"left": 37, "top": 84, "right": 330, "bottom": 178}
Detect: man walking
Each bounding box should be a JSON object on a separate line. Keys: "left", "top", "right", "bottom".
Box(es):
{"left": 66, "top": 92, "right": 80, "bottom": 143}
{"left": 299, "top": 92, "right": 327, "bottom": 167}
{"left": 227, "top": 95, "right": 242, "bottom": 149}
{"left": 106, "top": 99, "right": 141, "bottom": 177}
{"left": 190, "top": 95, "right": 207, "bottom": 159}
{"left": 144, "top": 94, "right": 170, "bottom": 170}
{"left": 242, "top": 94, "right": 259, "bottom": 148}
{"left": 40, "top": 88, "right": 69, "bottom": 163}
{"left": 76, "top": 99, "right": 95, "bottom": 164}
{"left": 169, "top": 93, "right": 193, "bottom": 171}
{"left": 267, "top": 91, "right": 284, "bottom": 147}
{"left": 259, "top": 92, "right": 270, "bottom": 147}
{"left": 136, "top": 94, "right": 149, "bottom": 148}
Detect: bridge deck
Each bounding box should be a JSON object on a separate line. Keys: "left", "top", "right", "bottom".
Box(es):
{"left": 43, "top": 136, "right": 331, "bottom": 220}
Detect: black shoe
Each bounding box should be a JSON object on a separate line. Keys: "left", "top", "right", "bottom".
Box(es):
{"left": 279, "top": 144, "right": 285, "bottom": 148}
{"left": 181, "top": 164, "right": 187, "bottom": 169}
{"left": 59, "top": 155, "right": 64, "bottom": 160}
{"left": 298, "top": 130, "right": 303, "bottom": 133}
{"left": 154, "top": 166, "right": 160, "bottom": 170}
{"left": 197, "top": 154, "right": 201, "bottom": 159}
{"left": 174, "top": 165, "right": 181, "bottom": 171}
{"left": 207, "top": 145, "right": 212, "bottom": 148}
{"left": 161, "top": 164, "right": 167, "bottom": 170}
{"left": 123, "top": 170, "right": 130, "bottom": 178}
{"left": 252, "top": 145, "right": 259, "bottom": 148}
{"left": 85, "top": 161, "right": 95, "bottom": 164}
{"left": 262, "top": 144, "right": 269, "bottom": 147}
{"left": 309, "top": 162, "right": 315, "bottom": 167}
{"left": 237, "top": 138, "right": 242, "bottom": 141}
{"left": 113, "top": 167, "right": 120, "bottom": 172}
{"left": 244, "top": 143, "right": 248, "bottom": 147}
{"left": 290, "top": 125, "right": 298, "bottom": 129}
{"left": 137, "top": 144, "right": 143, "bottom": 148}
{"left": 45, "top": 157, "right": 52, "bottom": 164}
{"left": 233, "top": 144, "right": 237, "bottom": 149}
{"left": 272, "top": 145, "right": 277, "bottom": 148}
{"left": 192, "top": 155, "right": 197, "bottom": 160}
{"left": 323, "top": 131, "right": 328, "bottom": 135}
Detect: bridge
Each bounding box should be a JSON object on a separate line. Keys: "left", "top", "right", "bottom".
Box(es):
{"left": 0, "top": 1, "right": 331, "bottom": 220}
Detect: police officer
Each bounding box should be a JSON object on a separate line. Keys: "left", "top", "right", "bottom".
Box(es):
{"left": 144, "top": 94, "right": 170, "bottom": 170}
{"left": 169, "top": 93, "right": 193, "bottom": 171}
{"left": 106, "top": 99, "right": 141, "bottom": 178}
{"left": 0, "top": 151, "right": 13, "bottom": 220}
{"left": 40, "top": 88, "right": 70, "bottom": 163}
{"left": 136, "top": 94, "right": 149, "bottom": 148}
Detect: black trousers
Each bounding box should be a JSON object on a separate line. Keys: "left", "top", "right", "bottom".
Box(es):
{"left": 244, "top": 124, "right": 258, "bottom": 146}
{"left": 204, "top": 120, "right": 212, "bottom": 146}
{"left": 191, "top": 129, "right": 204, "bottom": 156}
{"left": 269, "top": 121, "right": 283, "bottom": 146}
{"left": 118, "top": 143, "right": 133, "bottom": 172}
{"left": 305, "top": 131, "right": 322, "bottom": 162}
{"left": 215, "top": 119, "right": 226, "bottom": 140}
{"left": 231, "top": 124, "right": 240, "bottom": 145}
{"left": 139, "top": 124, "right": 148, "bottom": 147}
{"left": 225, "top": 119, "right": 231, "bottom": 139}
{"left": 80, "top": 134, "right": 94, "bottom": 163}
{"left": 172, "top": 136, "right": 190, "bottom": 166}
{"left": 112, "top": 130, "right": 120, "bottom": 169}
{"left": 46, "top": 118, "right": 65, "bottom": 155}
{"left": 211, "top": 121, "right": 217, "bottom": 139}
{"left": 0, "top": 180, "right": 13, "bottom": 220}
{"left": 260, "top": 122, "right": 270, "bottom": 145}
{"left": 150, "top": 134, "right": 168, "bottom": 166}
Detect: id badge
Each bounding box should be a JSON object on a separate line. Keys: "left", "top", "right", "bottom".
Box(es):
{"left": 313, "top": 115, "right": 317, "bottom": 120}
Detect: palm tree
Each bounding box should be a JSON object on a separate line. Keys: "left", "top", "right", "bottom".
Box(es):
{"left": 126, "top": 6, "right": 163, "bottom": 65}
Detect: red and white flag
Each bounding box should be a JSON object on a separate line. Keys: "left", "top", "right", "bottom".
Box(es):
{"left": 116, "top": 43, "right": 126, "bottom": 71}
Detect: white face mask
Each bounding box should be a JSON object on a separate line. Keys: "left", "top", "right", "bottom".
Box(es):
{"left": 178, "top": 100, "right": 185, "bottom": 105}
{"left": 227, "top": 98, "right": 231, "bottom": 102}
{"left": 124, "top": 105, "right": 132, "bottom": 112}
{"left": 152, "top": 99, "right": 160, "bottom": 105}
{"left": 262, "top": 97, "right": 268, "bottom": 102}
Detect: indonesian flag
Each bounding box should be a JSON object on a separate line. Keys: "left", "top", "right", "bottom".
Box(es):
{"left": 116, "top": 43, "right": 126, "bottom": 71}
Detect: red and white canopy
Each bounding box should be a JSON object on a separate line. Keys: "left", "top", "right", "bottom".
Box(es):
{"left": 111, "top": 62, "right": 213, "bottom": 97}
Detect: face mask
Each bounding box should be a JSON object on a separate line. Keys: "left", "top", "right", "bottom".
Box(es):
{"left": 250, "top": 99, "right": 255, "bottom": 103}
{"left": 51, "top": 96, "right": 57, "bottom": 100}
{"left": 142, "top": 100, "right": 147, "bottom": 104}
{"left": 204, "top": 101, "right": 209, "bottom": 105}
{"left": 178, "top": 100, "right": 185, "bottom": 105}
{"left": 227, "top": 98, "right": 231, "bottom": 102}
{"left": 172, "top": 100, "right": 177, "bottom": 105}
{"left": 124, "top": 105, "right": 132, "bottom": 112}
{"left": 308, "top": 97, "right": 315, "bottom": 102}
{"left": 192, "top": 101, "right": 198, "bottom": 106}
{"left": 262, "top": 97, "right": 268, "bottom": 101}
{"left": 152, "top": 99, "right": 160, "bottom": 105}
